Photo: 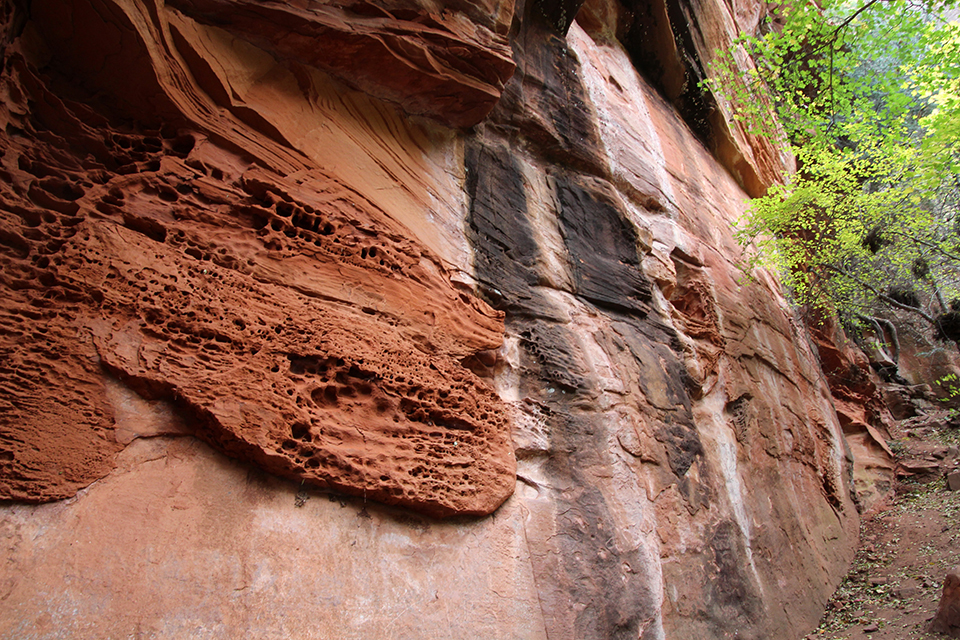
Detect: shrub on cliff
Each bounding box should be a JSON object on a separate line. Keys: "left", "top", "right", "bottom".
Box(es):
{"left": 708, "top": 0, "right": 960, "bottom": 342}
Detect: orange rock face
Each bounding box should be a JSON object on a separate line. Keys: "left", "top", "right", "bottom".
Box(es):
{"left": 0, "top": 0, "right": 514, "bottom": 518}
{"left": 0, "top": 0, "right": 872, "bottom": 637}
{"left": 165, "top": 0, "right": 517, "bottom": 128}
{"left": 807, "top": 313, "right": 897, "bottom": 512}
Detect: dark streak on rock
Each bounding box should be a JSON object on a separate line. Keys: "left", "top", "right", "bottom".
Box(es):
{"left": 554, "top": 174, "right": 653, "bottom": 317}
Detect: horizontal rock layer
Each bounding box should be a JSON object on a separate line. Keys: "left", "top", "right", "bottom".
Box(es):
{"left": 165, "top": 0, "right": 517, "bottom": 128}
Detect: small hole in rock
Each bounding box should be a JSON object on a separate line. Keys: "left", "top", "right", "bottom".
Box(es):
{"left": 171, "top": 135, "right": 196, "bottom": 156}
{"left": 291, "top": 423, "right": 311, "bottom": 441}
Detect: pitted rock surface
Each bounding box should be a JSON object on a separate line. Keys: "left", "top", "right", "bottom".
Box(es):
{"left": 0, "top": 1, "right": 513, "bottom": 517}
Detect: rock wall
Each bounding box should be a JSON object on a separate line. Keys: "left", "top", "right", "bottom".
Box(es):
{"left": 0, "top": 0, "right": 862, "bottom": 637}
{"left": 808, "top": 313, "right": 897, "bottom": 513}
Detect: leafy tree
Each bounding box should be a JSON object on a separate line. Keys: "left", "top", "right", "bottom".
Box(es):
{"left": 707, "top": 0, "right": 960, "bottom": 344}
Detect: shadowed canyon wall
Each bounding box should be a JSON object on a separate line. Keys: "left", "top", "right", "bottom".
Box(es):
{"left": 0, "top": 0, "right": 866, "bottom": 637}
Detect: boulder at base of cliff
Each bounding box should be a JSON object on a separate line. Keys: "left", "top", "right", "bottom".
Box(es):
{"left": 928, "top": 570, "right": 960, "bottom": 637}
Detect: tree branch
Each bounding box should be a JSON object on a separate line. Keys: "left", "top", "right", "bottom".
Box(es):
{"left": 884, "top": 229, "right": 960, "bottom": 263}
{"left": 834, "top": 0, "right": 888, "bottom": 32}
{"left": 823, "top": 263, "right": 936, "bottom": 323}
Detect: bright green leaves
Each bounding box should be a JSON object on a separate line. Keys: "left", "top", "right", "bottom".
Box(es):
{"left": 713, "top": 0, "right": 960, "bottom": 325}
{"left": 913, "top": 21, "right": 960, "bottom": 183}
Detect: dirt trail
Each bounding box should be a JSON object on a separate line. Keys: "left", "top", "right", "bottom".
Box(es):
{"left": 806, "top": 412, "right": 960, "bottom": 640}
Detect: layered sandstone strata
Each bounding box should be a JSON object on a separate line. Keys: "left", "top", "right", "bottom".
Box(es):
{"left": 0, "top": 0, "right": 868, "bottom": 637}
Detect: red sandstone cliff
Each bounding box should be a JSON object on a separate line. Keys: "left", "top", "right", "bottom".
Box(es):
{"left": 0, "top": 0, "right": 872, "bottom": 637}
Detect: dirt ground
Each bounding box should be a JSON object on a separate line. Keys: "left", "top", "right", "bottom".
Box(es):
{"left": 805, "top": 412, "right": 960, "bottom": 640}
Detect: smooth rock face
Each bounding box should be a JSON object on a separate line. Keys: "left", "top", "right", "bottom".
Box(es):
{"left": 164, "top": 0, "right": 518, "bottom": 128}
{"left": 0, "top": 0, "right": 865, "bottom": 637}
{"left": 948, "top": 471, "right": 960, "bottom": 492}
{"left": 0, "top": 436, "right": 548, "bottom": 640}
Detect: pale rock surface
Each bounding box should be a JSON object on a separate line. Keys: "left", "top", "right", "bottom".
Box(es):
{"left": 0, "top": 436, "right": 546, "bottom": 640}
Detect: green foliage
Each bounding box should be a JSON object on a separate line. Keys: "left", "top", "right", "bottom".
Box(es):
{"left": 938, "top": 373, "right": 960, "bottom": 419}
{"left": 707, "top": 0, "right": 960, "bottom": 327}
